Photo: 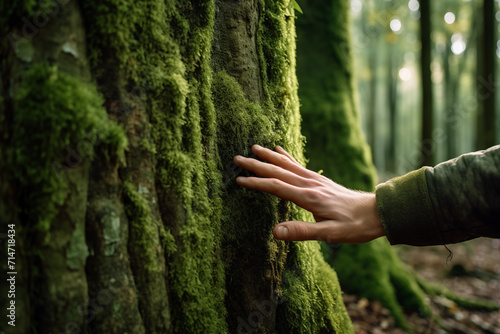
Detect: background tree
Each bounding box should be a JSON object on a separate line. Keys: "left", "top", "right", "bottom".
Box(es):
{"left": 0, "top": 0, "right": 353, "bottom": 333}
{"left": 476, "top": 0, "right": 496, "bottom": 150}
{"left": 420, "top": 0, "right": 434, "bottom": 167}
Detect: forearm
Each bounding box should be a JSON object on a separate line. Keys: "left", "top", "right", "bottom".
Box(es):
{"left": 426, "top": 145, "right": 500, "bottom": 243}
{"left": 375, "top": 167, "right": 443, "bottom": 246}
{"left": 376, "top": 145, "right": 500, "bottom": 246}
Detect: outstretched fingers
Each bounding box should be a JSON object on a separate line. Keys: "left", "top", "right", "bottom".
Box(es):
{"left": 274, "top": 145, "right": 301, "bottom": 166}
{"left": 233, "top": 155, "right": 312, "bottom": 188}
{"left": 250, "top": 145, "right": 317, "bottom": 180}
{"left": 235, "top": 176, "right": 314, "bottom": 210}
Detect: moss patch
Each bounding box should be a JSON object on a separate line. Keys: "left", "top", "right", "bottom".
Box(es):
{"left": 11, "top": 64, "right": 126, "bottom": 237}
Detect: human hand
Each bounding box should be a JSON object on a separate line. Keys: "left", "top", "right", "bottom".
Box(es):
{"left": 233, "top": 145, "right": 385, "bottom": 243}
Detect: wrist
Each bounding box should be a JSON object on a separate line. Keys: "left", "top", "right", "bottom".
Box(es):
{"left": 358, "top": 192, "right": 385, "bottom": 241}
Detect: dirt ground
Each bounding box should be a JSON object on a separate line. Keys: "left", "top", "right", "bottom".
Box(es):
{"left": 343, "top": 238, "right": 500, "bottom": 333}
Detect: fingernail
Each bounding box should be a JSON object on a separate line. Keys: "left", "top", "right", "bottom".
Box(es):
{"left": 275, "top": 145, "right": 283, "bottom": 151}
{"left": 275, "top": 226, "right": 289, "bottom": 239}
{"left": 253, "top": 144, "right": 261, "bottom": 149}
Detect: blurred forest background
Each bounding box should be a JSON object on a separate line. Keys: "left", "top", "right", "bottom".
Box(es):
{"left": 349, "top": 0, "right": 499, "bottom": 179}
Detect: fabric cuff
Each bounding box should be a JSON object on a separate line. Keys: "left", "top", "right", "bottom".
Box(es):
{"left": 375, "top": 167, "right": 444, "bottom": 246}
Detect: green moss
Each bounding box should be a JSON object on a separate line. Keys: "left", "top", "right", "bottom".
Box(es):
{"left": 419, "top": 279, "right": 500, "bottom": 312}
{"left": 83, "top": 0, "right": 227, "bottom": 332}
{"left": 123, "top": 181, "right": 163, "bottom": 274}
{"left": 212, "top": 69, "right": 286, "bottom": 332}
{"left": 160, "top": 227, "right": 177, "bottom": 257}
{"left": 257, "top": 0, "right": 305, "bottom": 159}
{"left": 11, "top": 64, "right": 126, "bottom": 238}
{"left": 212, "top": 71, "right": 276, "bottom": 157}
{"left": 212, "top": 10, "right": 353, "bottom": 324}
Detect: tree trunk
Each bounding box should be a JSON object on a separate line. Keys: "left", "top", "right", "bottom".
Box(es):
{"left": 368, "top": 51, "right": 378, "bottom": 166}
{"left": 296, "top": 0, "right": 430, "bottom": 330}
{"left": 476, "top": 0, "right": 496, "bottom": 150}
{"left": 0, "top": 0, "right": 352, "bottom": 333}
{"left": 420, "top": 0, "right": 434, "bottom": 166}
{"left": 444, "top": 40, "right": 458, "bottom": 160}
{"left": 387, "top": 43, "right": 398, "bottom": 173}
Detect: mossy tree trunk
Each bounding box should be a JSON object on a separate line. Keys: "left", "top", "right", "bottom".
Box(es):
{"left": 0, "top": 0, "right": 353, "bottom": 333}
{"left": 296, "top": 0, "right": 429, "bottom": 330}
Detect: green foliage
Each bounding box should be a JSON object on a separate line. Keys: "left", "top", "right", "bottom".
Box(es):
{"left": 10, "top": 64, "right": 127, "bottom": 237}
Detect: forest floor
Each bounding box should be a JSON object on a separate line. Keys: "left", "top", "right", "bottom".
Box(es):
{"left": 343, "top": 238, "right": 500, "bottom": 333}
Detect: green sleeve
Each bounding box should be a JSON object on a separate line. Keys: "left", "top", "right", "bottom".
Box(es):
{"left": 375, "top": 167, "right": 444, "bottom": 246}
{"left": 376, "top": 145, "right": 500, "bottom": 246}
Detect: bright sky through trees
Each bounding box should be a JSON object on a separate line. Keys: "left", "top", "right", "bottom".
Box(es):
{"left": 444, "top": 12, "right": 456, "bottom": 24}
{"left": 390, "top": 18, "right": 402, "bottom": 33}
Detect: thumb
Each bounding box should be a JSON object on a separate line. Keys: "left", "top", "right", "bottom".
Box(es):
{"left": 273, "top": 221, "right": 321, "bottom": 241}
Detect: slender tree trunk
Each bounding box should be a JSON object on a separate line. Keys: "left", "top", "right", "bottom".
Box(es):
{"left": 420, "top": 0, "right": 434, "bottom": 166}
{"left": 368, "top": 52, "right": 378, "bottom": 165}
{"left": 363, "top": 9, "right": 379, "bottom": 165}
{"left": 476, "top": 0, "right": 496, "bottom": 150}
{"left": 444, "top": 43, "right": 458, "bottom": 159}
{"left": 387, "top": 44, "right": 398, "bottom": 173}
{"left": 0, "top": 0, "right": 353, "bottom": 333}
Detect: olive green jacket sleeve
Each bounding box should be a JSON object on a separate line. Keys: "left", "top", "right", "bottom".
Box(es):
{"left": 375, "top": 145, "right": 500, "bottom": 246}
